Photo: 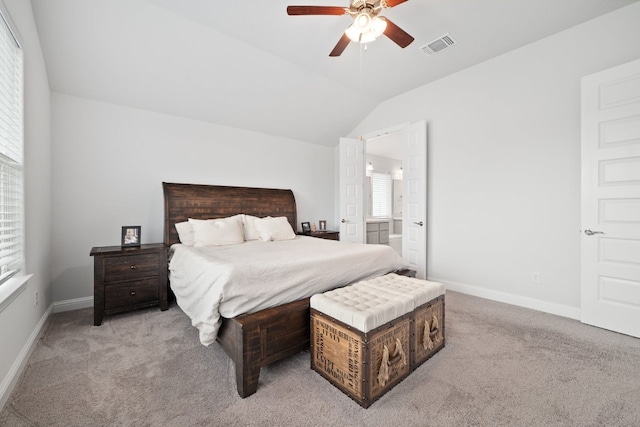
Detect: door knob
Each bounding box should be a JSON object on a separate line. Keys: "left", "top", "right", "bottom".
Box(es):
{"left": 341, "top": 219, "right": 347, "bottom": 223}
{"left": 584, "top": 229, "right": 604, "bottom": 236}
{"left": 414, "top": 221, "right": 424, "bottom": 226}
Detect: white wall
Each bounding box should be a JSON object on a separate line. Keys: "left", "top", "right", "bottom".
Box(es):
{"left": 0, "top": 0, "right": 52, "bottom": 409}
{"left": 351, "top": 3, "right": 640, "bottom": 314}
{"left": 51, "top": 93, "right": 336, "bottom": 303}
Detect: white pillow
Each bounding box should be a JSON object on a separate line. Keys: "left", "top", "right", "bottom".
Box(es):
{"left": 242, "top": 214, "right": 260, "bottom": 241}
{"left": 175, "top": 221, "right": 194, "bottom": 246}
{"left": 188, "top": 215, "right": 245, "bottom": 247}
{"left": 254, "top": 216, "right": 296, "bottom": 241}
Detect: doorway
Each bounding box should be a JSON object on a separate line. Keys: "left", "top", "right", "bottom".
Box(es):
{"left": 339, "top": 121, "right": 427, "bottom": 278}
{"left": 365, "top": 130, "right": 404, "bottom": 256}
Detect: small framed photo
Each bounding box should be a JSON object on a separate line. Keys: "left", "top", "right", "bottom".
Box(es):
{"left": 301, "top": 222, "right": 311, "bottom": 234}
{"left": 319, "top": 220, "right": 327, "bottom": 231}
{"left": 121, "top": 226, "right": 141, "bottom": 247}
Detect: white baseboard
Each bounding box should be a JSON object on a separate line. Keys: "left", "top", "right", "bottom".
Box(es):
{"left": 429, "top": 276, "right": 581, "bottom": 320}
{"left": 0, "top": 303, "right": 53, "bottom": 411}
{"left": 53, "top": 296, "right": 93, "bottom": 313}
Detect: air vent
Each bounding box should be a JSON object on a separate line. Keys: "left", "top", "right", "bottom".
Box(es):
{"left": 419, "top": 33, "right": 457, "bottom": 55}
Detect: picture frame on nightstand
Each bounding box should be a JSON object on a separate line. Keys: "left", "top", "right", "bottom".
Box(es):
{"left": 121, "top": 226, "right": 141, "bottom": 247}
{"left": 301, "top": 222, "right": 311, "bottom": 234}
{"left": 319, "top": 220, "right": 326, "bottom": 231}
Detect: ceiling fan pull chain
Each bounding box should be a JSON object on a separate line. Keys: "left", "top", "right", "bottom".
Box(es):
{"left": 359, "top": 42, "right": 364, "bottom": 93}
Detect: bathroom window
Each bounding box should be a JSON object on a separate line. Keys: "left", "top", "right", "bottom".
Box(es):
{"left": 371, "top": 171, "right": 391, "bottom": 218}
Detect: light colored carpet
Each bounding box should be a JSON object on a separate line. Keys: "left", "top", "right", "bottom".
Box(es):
{"left": 1, "top": 291, "right": 640, "bottom": 426}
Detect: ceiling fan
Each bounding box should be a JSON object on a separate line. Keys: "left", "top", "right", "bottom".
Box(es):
{"left": 287, "top": 0, "right": 414, "bottom": 57}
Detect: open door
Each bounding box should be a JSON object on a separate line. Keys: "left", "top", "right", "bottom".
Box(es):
{"left": 339, "top": 137, "right": 365, "bottom": 243}
{"left": 581, "top": 59, "right": 640, "bottom": 338}
{"left": 402, "top": 121, "right": 427, "bottom": 279}
{"left": 339, "top": 122, "right": 427, "bottom": 275}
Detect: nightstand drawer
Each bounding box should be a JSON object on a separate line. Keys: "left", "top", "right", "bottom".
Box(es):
{"left": 104, "top": 279, "right": 159, "bottom": 310}
{"left": 309, "top": 231, "right": 339, "bottom": 240}
{"left": 103, "top": 254, "right": 159, "bottom": 283}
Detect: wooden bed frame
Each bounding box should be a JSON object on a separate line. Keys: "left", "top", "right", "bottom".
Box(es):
{"left": 163, "top": 182, "right": 413, "bottom": 398}
{"left": 163, "top": 182, "right": 309, "bottom": 398}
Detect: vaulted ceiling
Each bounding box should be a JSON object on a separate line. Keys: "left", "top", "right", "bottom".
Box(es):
{"left": 31, "top": 0, "right": 638, "bottom": 146}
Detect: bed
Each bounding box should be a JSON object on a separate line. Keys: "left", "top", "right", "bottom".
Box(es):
{"left": 163, "top": 182, "right": 410, "bottom": 398}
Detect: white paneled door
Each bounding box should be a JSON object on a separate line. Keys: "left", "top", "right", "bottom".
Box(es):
{"left": 403, "top": 121, "right": 427, "bottom": 279}
{"left": 581, "top": 59, "right": 640, "bottom": 338}
{"left": 339, "top": 137, "right": 365, "bottom": 243}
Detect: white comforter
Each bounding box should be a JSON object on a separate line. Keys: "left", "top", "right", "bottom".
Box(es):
{"left": 169, "top": 236, "right": 409, "bottom": 345}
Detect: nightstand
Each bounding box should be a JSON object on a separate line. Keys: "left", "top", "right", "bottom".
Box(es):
{"left": 306, "top": 230, "right": 340, "bottom": 241}
{"left": 90, "top": 243, "right": 168, "bottom": 326}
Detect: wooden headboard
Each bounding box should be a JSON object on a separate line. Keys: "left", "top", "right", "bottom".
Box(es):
{"left": 162, "top": 182, "right": 298, "bottom": 246}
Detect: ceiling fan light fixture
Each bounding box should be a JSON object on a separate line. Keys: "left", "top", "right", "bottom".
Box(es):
{"left": 345, "top": 14, "right": 386, "bottom": 43}
{"left": 345, "top": 25, "right": 378, "bottom": 43}
{"left": 359, "top": 31, "right": 377, "bottom": 44}
{"left": 370, "top": 16, "right": 387, "bottom": 37}
{"left": 353, "top": 11, "right": 372, "bottom": 32}
{"left": 345, "top": 24, "right": 362, "bottom": 42}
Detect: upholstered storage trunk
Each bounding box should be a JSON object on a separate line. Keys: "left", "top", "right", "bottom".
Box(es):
{"left": 310, "top": 274, "right": 445, "bottom": 408}
{"left": 412, "top": 295, "right": 445, "bottom": 369}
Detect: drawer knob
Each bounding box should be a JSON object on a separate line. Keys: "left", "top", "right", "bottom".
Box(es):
{"left": 130, "top": 265, "right": 137, "bottom": 270}
{"left": 130, "top": 291, "right": 136, "bottom": 296}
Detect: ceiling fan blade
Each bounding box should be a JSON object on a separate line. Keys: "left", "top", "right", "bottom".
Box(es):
{"left": 287, "top": 6, "right": 346, "bottom": 15}
{"left": 384, "top": 0, "right": 409, "bottom": 7}
{"left": 329, "top": 33, "right": 351, "bottom": 57}
{"left": 383, "top": 18, "right": 414, "bottom": 48}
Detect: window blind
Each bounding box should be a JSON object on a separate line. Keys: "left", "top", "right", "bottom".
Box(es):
{"left": 371, "top": 171, "right": 391, "bottom": 218}
{"left": 0, "top": 10, "right": 23, "bottom": 285}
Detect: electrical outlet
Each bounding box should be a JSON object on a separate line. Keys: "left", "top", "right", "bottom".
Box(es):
{"left": 531, "top": 272, "right": 541, "bottom": 284}
{"left": 34, "top": 290, "right": 38, "bottom": 307}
